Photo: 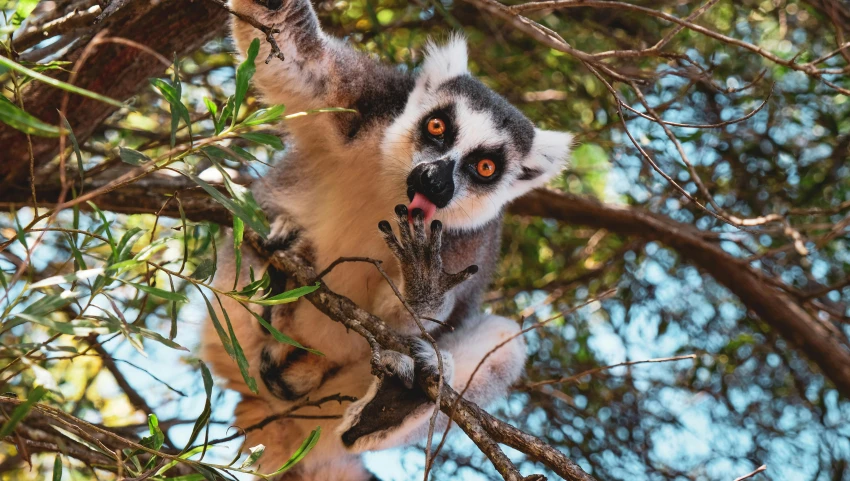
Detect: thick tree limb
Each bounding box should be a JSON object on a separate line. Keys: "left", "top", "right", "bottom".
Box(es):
{"left": 0, "top": 0, "right": 228, "bottom": 182}
{"left": 5, "top": 179, "right": 850, "bottom": 402}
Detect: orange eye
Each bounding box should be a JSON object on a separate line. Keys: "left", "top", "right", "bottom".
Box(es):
{"left": 476, "top": 159, "right": 496, "bottom": 177}
{"left": 427, "top": 118, "right": 446, "bottom": 136}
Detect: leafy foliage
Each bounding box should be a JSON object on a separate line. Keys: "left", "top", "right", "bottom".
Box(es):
{"left": 1, "top": 0, "right": 850, "bottom": 481}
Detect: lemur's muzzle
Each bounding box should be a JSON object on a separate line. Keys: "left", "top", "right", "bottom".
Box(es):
{"left": 406, "top": 159, "right": 455, "bottom": 208}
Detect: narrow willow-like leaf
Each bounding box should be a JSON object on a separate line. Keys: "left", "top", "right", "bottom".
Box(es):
{"left": 52, "top": 455, "right": 62, "bottom": 481}
{"left": 128, "top": 281, "right": 189, "bottom": 302}
{"left": 239, "top": 132, "right": 284, "bottom": 151}
{"left": 59, "top": 112, "right": 85, "bottom": 186}
{"left": 183, "top": 361, "right": 213, "bottom": 459}
{"left": 269, "top": 428, "right": 321, "bottom": 475}
{"left": 232, "top": 38, "right": 260, "bottom": 128}
{"left": 247, "top": 309, "right": 323, "bottom": 356}
{"left": 248, "top": 283, "right": 321, "bottom": 306}
{"left": 239, "top": 444, "right": 265, "bottom": 470}
{"left": 0, "top": 56, "right": 124, "bottom": 107}
{"left": 233, "top": 216, "right": 244, "bottom": 291}
{"left": 0, "top": 96, "right": 60, "bottom": 137}
{"left": 12, "top": 0, "right": 39, "bottom": 26}
{"left": 183, "top": 171, "right": 270, "bottom": 237}
{"left": 217, "top": 294, "right": 258, "bottom": 393}
{"left": 118, "top": 146, "right": 151, "bottom": 166}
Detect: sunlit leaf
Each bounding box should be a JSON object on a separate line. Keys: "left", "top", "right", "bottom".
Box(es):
{"left": 119, "top": 146, "right": 151, "bottom": 166}
{"left": 268, "top": 428, "right": 321, "bottom": 475}
{"left": 232, "top": 38, "right": 260, "bottom": 127}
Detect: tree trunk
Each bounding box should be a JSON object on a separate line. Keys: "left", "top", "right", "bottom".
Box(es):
{"left": 0, "top": 0, "right": 228, "bottom": 183}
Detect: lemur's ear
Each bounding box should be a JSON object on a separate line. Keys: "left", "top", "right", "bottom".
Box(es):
{"left": 514, "top": 129, "right": 573, "bottom": 192}
{"left": 419, "top": 34, "right": 469, "bottom": 87}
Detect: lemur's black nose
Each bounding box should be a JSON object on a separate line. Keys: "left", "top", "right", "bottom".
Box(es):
{"left": 407, "top": 159, "right": 455, "bottom": 208}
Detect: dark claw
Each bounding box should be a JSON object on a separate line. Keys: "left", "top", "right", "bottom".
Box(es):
{"left": 394, "top": 204, "right": 408, "bottom": 217}
{"left": 411, "top": 208, "right": 424, "bottom": 220}
{"left": 430, "top": 220, "right": 442, "bottom": 231}
{"left": 378, "top": 220, "right": 392, "bottom": 233}
{"left": 266, "top": 0, "right": 283, "bottom": 10}
{"left": 466, "top": 265, "right": 479, "bottom": 275}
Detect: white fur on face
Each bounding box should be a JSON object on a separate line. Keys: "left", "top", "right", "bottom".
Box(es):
{"left": 380, "top": 36, "right": 573, "bottom": 231}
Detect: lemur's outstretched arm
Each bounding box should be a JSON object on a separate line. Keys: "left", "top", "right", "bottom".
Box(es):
{"left": 230, "top": 0, "right": 340, "bottom": 110}
{"left": 231, "top": 0, "right": 411, "bottom": 123}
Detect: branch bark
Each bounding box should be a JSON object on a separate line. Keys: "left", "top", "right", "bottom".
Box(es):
{"left": 0, "top": 0, "right": 228, "bottom": 183}
{"left": 4, "top": 180, "right": 848, "bottom": 400}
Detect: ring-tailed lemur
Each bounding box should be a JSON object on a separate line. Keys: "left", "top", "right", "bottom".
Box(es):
{"left": 201, "top": 1, "right": 572, "bottom": 479}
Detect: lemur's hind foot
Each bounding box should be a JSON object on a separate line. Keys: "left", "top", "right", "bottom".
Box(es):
{"left": 338, "top": 339, "right": 454, "bottom": 452}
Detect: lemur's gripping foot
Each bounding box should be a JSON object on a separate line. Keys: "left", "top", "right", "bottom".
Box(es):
{"left": 378, "top": 205, "right": 478, "bottom": 318}
{"left": 338, "top": 339, "right": 453, "bottom": 452}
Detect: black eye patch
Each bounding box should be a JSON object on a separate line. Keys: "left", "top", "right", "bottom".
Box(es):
{"left": 417, "top": 105, "right": 457, "bottom": 153}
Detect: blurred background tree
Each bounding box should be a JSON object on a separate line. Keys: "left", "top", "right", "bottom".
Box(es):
{"left": 0, "top": 0, "right": 848, "bottom": 480}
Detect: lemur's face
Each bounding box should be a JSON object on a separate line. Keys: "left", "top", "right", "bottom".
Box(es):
{"left": 381, "top": 36, "right": 573, "bottom": 231}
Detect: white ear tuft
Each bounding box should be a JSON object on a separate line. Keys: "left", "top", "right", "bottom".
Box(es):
{"left": 420, "top": 33, "right": 469, "bottom": 86}
{"left": 522, "top": 128, "right": 574, "bottom": 188}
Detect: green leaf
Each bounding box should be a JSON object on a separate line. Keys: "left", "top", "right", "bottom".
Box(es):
{"left": 12, "top": 0, "right": 40, "bottom": 27}
{"left": 183, "top": 171, "right": 270, "bottom": 238}
{"left": 150, "top": 73, "right": 191, "bottom": 148}
{"left": 232, "top": 38, "right": 260, "bottom": 127}
{"left": 149, "top": 414, "right": 165, "bottom": 450}
{"left": 190, "top": 258, "right": 216, "bottom": 282}
{"left": 233, "top": 217, "right": 244, "bottom": 291}
{"left": 0, "top": 96, "right": 60, "bottom": 137}
{"left": 0, "top": 55, "right": 124, "bottom": 107}
{"left": 119, "top": 147, "right": 151, "bottom": 166}
{"left": 248, "top": 283, "right": 320, "bottom": 306}
{"left": 141, "top": 415, "right": 165, "bottom": 470}
{"left": 214, "top": 96, "right": 234, "bottom": 135}
{"left": 156, "top": 445, "right": 208, "bottom": 476}
{"left": 197, "top": 288, "right": 234, "bottom": 359}
{"left": 0, "top": 387, "right": 46, "bottom": 438}
{"left": 129, "top": 281, "right": 189, "bottom": 302}
{"left": 183, "top": 361, "right": 213, "bottom": 456}
{"left": 59, "top": 112, "right": 84, "bottom": 186}
{"left": 203, "top": 97, "right": 218, "bottom": 118}
{"left": 269, "top": 427, "right": 321, "bottom": 475}
{"left": 239, "top": 132, "right": 284, "bottom": 151}
{"left": 52, "top": 455, "right": 62, "bottom": 481}
{"left": 218, "top": 296, "right": 258, "bottom": 393}
{"left": 247, "top": 309, "right": 323, "bottom": 356}
{"left": 239, "top": 444, "right": 265, "bottom": 470}
{"left": 242, "top": 104, "right": 286, "bottom": 126}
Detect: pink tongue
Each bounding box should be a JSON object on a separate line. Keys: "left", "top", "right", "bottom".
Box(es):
{"left": 408, "top": 193, "right": 437, "bottom": 223}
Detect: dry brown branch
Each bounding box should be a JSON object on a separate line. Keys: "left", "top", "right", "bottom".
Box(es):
{"left": 525, "top": 354, "right": 698, "bottom": 389}
{"left": 245, "top": 232, "right": 596, "bottom": 481}
{"left": 733, "top": 464, "right": 767, "bottom": 481}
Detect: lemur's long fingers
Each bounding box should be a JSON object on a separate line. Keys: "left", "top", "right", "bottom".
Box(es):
{"left": 410, "top": 209, "right": 427, "bottom": 247}
{"left": 378, "top": 221, "right": 404, "bottom": 258}
{"left": 429, "top": 220, "right": 443, "bottom": 253}
{"left": 428, "top": 220, "right": 443, "bottom": 271}
{"left": 393, "top": 204, "right": 413, "bottom": 245}
{"left": 444, "top": 264, "right": 479, "bottom": 290}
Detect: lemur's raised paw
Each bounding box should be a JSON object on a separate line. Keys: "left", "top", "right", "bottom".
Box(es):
{"left": 337, "top": 340, "right": 453, "bottom": 453}
{"left": 378, "top": 205, "right": 478, "bottom": 318}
